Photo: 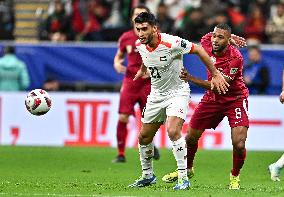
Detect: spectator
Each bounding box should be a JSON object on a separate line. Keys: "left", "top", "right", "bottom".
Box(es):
{"left": 176, "top": 8, "right": 208, "bottom": 42}
{"left": 243, "top": 45, "right": 270, "bottom": 94}
{"left": 266, "top": 2, "right": 284, "bottom": 44}
{"left": 0, "top": 0, "right": 14, "bottom": 40}
{"left": 243, "top": 5, "right": 266, "bottom": 43}
{"left": 40, "top": 0, "right": 73, "bottom": 42}
{"left": 0, "top": 46, "right": 30, "bottom": 91}
{"left": 156, "top": 2, "right": 175, "bottom": 34}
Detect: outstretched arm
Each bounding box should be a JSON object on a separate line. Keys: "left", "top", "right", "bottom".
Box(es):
{"left": 191, "top": 44, "right": 230, "bottom": 94}
{"left": 280, "top": 70, "right": 284, "bottom": 104}
{"left": 180, "top": 68, "right": 231, "bottom": 93}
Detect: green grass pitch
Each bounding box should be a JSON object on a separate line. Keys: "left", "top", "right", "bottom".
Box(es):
{"left": 0, "top": 146, "right": 283, "bottom": 196}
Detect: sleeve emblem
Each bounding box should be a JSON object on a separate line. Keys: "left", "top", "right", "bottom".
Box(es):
{"left": 181, "top": 40, "right": 187, "bottom": 48}
{"left": 230, "top": 68, "right": 238, "bottom": 74}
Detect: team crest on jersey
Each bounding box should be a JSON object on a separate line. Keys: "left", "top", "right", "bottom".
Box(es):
{"left": 181, "top": 40, "right": 187, "bottom": 48}
{"left": 230, "top": 68, "right": 238, "bottom": 74}
{"left": 210, "top": 56, "right": 216, "bottom": 64}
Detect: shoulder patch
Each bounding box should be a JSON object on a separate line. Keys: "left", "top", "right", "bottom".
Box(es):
{"left": 181, "top": 40, "right": 187, "bottom": 48}
{"left": 230, "top": 68, "right": 238, "bottom": 74}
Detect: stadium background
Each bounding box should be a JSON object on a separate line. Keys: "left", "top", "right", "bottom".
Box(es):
{"left": 0, "top": 0, "right": 283, "bottom": 150}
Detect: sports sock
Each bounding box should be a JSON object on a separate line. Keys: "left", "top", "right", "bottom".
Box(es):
{"left": 231, "top": 148, "right": 246, "bottom": 176}
{"left": 116, "top": 121, "right": 127, "bottom": 156}
{"left": 275, "top": 154, "right": 284, "bottom": 169}
{"left": 139, "top": 143, "right": 154, "bottom": 179}
{"left": 187, "top": 142, "right": 198, "bottom": 169}
{"left": 172, "top": 137, "right": 187, "bottom": 180}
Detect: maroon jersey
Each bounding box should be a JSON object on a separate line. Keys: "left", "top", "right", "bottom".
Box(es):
{"left": 200, "top": 32, "right": 249, "bottom": 103}
{"left": 118, "top": 30, "right": 147, "bottom": 82}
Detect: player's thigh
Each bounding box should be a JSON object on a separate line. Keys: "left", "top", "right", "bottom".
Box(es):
{"left": 166, "top": 95, "right": 190, "bottom": 121}
{"left": 225, "top": 98, "right": 249, "bottom": 129}
{"left": 189, "top": 101, "right": 224, "bottom": 130}
{"left": 140, "top": 122, "right": 163, "bottom": 139}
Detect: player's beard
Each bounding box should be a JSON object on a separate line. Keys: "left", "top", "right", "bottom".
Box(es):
{"left": 145, "top": 34, "right": 154, "bottom": 45}
{"left": 213, "top": 44, "right": 227, "bottom": 53}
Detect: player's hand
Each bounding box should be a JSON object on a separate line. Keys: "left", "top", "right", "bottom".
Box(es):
{"left": 142, "top": 70, "right": 150, "bottom": 79}
{"left": 230, "top": 34, "right": 247, "bottom": 48}
{"left": 280, "top": 91, "right": 284, "bottom": 104}
{"left": 114, "top": 63, "right": 127, "bottom": 74}
{"left": 211, "top": 71, "right": 230, "bottom": 94}
{"left": 180, "top": 68, "right": 190, "bottom": 81}
{"left": 133, "top": 69, "right": 147, "bottom": 81}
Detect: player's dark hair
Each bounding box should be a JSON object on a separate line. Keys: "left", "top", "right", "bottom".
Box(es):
{"left": 130, "top": 4, "right": 150, "bottom": 18}
{"left": 215, "top": 23, "right": 231, "bottom": 34}
{"left": 4, "top": 45, "right": 15, "bottom": 54}
{"left": 134, "top": 12, "right": 157, "bottom": 26}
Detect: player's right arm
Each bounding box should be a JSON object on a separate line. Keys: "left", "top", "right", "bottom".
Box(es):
{"left": 191, "top": 44, "right": 230, "bottom": 94}
{"left": 133, "top": 63, "right": 148, "bottom": 81}
{"left": 280, "top": 70, "right": 284, "bottom": 104}
{"left": 180, "top": 68, "right": 231, "bottom": 93}
{"left": 114, "top": 48, "right": 127, "bottom": 74}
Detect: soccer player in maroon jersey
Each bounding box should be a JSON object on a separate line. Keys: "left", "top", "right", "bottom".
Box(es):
{"left": 162, "top": 23, "right": 249, "bottom": 190}
{"left": 112, "top": 5, "right": 160, "bottom": 163}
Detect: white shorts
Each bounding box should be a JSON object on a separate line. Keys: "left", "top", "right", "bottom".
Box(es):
{"left": 141, "top": 93, "right": 191, "bottom": 124}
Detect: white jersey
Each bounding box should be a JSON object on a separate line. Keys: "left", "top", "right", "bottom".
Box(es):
{"left": 136, "top": 33, "right": 194, "bottom": 95}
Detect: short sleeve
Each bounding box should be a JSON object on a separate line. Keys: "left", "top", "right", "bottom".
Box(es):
{"left": 222, "top": 57, "right": 243, "bottom": 80}
{"left": 118, "top": 35, "right": 126, "bottom": 53}
{"left": 172, "top": 37, "right": 194, "bottom": 56}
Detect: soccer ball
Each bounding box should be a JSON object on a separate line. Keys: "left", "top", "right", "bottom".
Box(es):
{"left": 25, "top": 89, "right": 52, "bottom": 116}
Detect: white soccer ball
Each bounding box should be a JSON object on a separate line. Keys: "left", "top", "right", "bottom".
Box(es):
{"left": 25, "top": 89, "right": 52, "bottom": 116}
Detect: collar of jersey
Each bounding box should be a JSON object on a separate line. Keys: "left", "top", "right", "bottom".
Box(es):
{"left": 146, "top": 33, "right": 161, "bottom": 52}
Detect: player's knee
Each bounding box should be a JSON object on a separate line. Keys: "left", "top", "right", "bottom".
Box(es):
{"left": 138, "top": 133, "right": 152, "bottom": 145}
{"left": 166, "top": 127, "right": 181, "bottom": 141}
{"left": 233, "top": 140, "right": 246, "bottom": 151}
{"left": 185, "top": 134, "right": 198, "bottom": 145}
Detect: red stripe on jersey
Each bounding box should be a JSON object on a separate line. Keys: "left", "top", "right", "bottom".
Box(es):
{"left": 189, "top": 43, "right": 195, "bottom": 53}
{"left": 160, "top": 41, "right": 172, "bottom": 48}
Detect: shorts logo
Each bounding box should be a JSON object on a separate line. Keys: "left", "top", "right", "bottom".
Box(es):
{"left": 230, "top": 68, "right": 238, "bottom": 74}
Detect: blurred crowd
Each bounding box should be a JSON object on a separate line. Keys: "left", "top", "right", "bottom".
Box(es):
{"left": 1, "top": 0, "right": 284, "bottom": 44}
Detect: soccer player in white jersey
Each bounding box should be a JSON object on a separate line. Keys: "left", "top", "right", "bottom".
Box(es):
{"left": 128, "top": 12, "right": 229, "bottom": 190}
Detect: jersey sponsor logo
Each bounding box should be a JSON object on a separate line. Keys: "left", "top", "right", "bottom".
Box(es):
{"left": 230, "top": 68, "right": 238, "bottom": 74}
{"left": 160, "top": 56, "right": 167, "bottom": 61}
{"left": 181, "top": 40, "right": 187, "bottom": 48}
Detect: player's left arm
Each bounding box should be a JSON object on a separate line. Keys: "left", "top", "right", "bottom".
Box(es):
{"left": 191, "top": 44, "right": 230, "bottom": 94}
{"left": 180, "top": 68, "right": 231, "bottom": 93}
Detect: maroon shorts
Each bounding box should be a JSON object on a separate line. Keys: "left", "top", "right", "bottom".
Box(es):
{"left": 118, "top": 78, "right": 151, "bottom": 115}
{"left": 190, "top": 98, "right": 249, "bottom": 130}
